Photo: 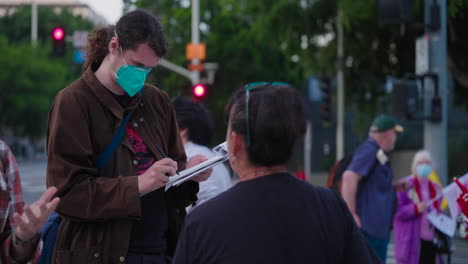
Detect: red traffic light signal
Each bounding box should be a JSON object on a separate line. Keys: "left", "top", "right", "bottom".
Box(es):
{"left": 51, "top": 27, "right": 66, "bottom": 57}
{"left": 52, "top": 27, "right": 65, "bottom": 41}
{"left": 193, "top": 84, "right": 206, "bottom": 98}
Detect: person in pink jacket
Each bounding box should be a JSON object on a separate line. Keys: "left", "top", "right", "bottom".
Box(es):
{"left": 393, "top": 150, "right": 442, "bottom": 264}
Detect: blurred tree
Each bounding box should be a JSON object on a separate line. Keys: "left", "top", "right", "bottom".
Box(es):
{"left": 0, "top": 36, "right": 67, "bottom": 138}
{"left": 0, "top": 5, "right": 94, "bottom": 139}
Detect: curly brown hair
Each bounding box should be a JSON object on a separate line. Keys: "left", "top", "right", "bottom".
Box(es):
{"left": 83, "top": 9, "right": 167, "bottom": 71}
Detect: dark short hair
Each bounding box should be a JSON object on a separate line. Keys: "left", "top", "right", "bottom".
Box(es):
{"left": 84, "top": 9, "right": 166, "bottom": 71}
{"left": 224, "top": 83, "right": 307, "bottom": 166}
{"left": 172, "top": 96, "right": 214, "bottom": 146}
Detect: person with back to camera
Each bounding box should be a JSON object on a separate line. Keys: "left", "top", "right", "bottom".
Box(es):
{"left": 172, "top": 82, "right": 381, "bottom": 264}
{"left": 393, "top": 150, "right": 443, "bottom": 264}
{"left": 0, "top": 139, "right": 60, "bottom": 263}
{"left": 341, "top": 115, "right": 403, "bottom": 262}
{"left": 172, "top": 96, "right": 232, "bottom": 212}
{"left": 46, "top": 10, "right": 211, "bottom": 264}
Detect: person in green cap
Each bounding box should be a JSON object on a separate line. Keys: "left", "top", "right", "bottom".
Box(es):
{"left": 341, "top": 114, "right": 403, "bottom": 262}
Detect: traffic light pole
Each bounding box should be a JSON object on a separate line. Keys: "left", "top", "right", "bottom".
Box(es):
{"left": 158, "top": 59, "right": 197, "bottom": 83}
{"left": 336, "top": 9, "right": 345, "bottom": 161}
{"left": 155, "top": 0, "right": 208, "bottom": 85}
{"left": 31, "top": 0, "right": 37, "bottom": 47}
{"left": 423, "top": 0, "right": 448, "bottom": 184}
{"left": 191, "top": 0, "right": 201, "bottom": 85}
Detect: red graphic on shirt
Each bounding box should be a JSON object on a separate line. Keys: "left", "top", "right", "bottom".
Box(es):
{"left": 126, "top": 124, "right": 155, "bottom": 174}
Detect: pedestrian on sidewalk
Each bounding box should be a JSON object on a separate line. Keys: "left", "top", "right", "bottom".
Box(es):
{"left": 172, "top": 82, "right": 380, "bottom": 263}
{"left": 393, "top": 150, "right": 443, "bottom": 264}
{"left": 341, "top": 114, "right": 403, "bottom": 262}
{"left": 172, "top": 96, "right": 232, "bottom": 212}
{"left": 0, "top": 139, "right": 59, "bottom": 263}
{"left": 46, "top": 10, "right": 211, "bottom": 264}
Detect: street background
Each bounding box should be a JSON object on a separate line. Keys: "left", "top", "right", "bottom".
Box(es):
{"left": 1, "top": 0, "right": 468, "bottom": 263}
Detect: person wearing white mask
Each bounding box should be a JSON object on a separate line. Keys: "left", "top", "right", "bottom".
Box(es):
{"left": 392, "top": 150, "right": 442, "bottom": 264}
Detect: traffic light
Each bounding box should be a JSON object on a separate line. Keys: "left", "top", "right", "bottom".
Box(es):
{"left": 319, "top": 77, "right": 332, "bottom": 123}
{"left": 52, "top": 27, "right": 66, "bottom": 57}
{"left": 192, "top": 83, "right": 207, "bottom": 101}
{"left": 393, "top": 79, "right": 418, "bottom": 119}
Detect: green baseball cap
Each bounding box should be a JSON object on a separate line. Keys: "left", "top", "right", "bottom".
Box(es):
{"left": 369, "top": 115, "right": 404, "bottom": 133}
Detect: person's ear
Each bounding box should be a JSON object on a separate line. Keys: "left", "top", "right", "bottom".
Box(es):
{"left": 108, "top": 37, "right": 120, "bottom": 54}
{"left": 179, "top": 128, "right": 189, "bottom": 143}
{"left": 230, "top": 131, "right": 245, "bottom": 158}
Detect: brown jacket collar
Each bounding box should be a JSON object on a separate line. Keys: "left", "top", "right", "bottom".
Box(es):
{"left": 82, "top": 68, "right": 142, "bottom": 120}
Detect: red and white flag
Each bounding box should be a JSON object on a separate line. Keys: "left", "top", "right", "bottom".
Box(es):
{"left": 442, "top": 173, "right": 468, "bottom": 219}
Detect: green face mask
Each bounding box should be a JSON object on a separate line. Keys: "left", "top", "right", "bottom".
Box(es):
{"left": 115, "top": 61, "right": 151, "bottom": 97}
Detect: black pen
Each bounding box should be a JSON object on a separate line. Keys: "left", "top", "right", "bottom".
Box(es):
{"left": 155, "top": 144, "right": 179, "bottom": 176}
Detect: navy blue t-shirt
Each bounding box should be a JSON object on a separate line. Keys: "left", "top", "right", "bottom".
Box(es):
{"left": 173, "top": 173, "right": 380, "bottom": 264}
{"left": 347, "top": 138, "right": 395, "bottom": 240}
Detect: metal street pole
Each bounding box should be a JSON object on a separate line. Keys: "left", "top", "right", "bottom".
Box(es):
{"left": 424, "top": 0, "right": 448, "bottom": 184}
{"left": 336, "top": 8, "right": 345, "bottom": 160}
{"left": 191, "top": 0, "right": 200, "bottom": 84}
{"left": 158, "top": 59, "right": 196, "bottom": 83}
{"left": 31, "top": 0, "right": 38, "bottom": 47}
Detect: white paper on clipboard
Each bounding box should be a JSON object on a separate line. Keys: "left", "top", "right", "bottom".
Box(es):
{"left": 140, "top": 142, "right": 229, "bottom": 196}
{"left": 164, "top": 142, "right": 229, "bottom": 190}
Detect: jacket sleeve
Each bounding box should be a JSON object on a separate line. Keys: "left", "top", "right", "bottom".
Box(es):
{"left": 46, "top": 90, "right": 140, "bottom": 222}
{"left": 394, "top": 189, "right": 419, "bottom": 221}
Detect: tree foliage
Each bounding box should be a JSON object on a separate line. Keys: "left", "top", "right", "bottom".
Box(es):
{"left": 0, "top": 5, "right": 94, "bottom": 138}
{"left": 0, "top": 36, "right": 67, "bottom": 137}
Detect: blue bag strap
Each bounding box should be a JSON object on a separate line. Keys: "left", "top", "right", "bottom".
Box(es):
{"left": 95, "top": 111, "right": 134, "bottom": 170}
{"left": 38, "top": 212, "right": 62, "bottom": 264}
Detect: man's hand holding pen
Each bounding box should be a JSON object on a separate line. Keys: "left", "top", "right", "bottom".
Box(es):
{"left": 138, "top": 158, "right": 178, "bottom": 196}
{"left": 138, "top": 154, "right": 213, "bottom": 196}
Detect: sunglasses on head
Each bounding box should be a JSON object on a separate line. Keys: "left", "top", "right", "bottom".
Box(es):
{"left": 243, "top": 82, "right": 290, "bottom": 147}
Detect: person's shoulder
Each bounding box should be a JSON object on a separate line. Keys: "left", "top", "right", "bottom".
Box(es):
{"left": 54, "top": 76, "right": 89, "bottom": 104}
{"left": 350, "top": 139, "right": 378, "bottom": 163}
{"left": 143, "top": 84, "right": 170, "bottom": 100}
{"left": 286, "top": 177, "right": 341, "bottom": 204}
{"left": 0, "top": 139, "right": 11, "bottom": 160}
{"left": 141, "top": 84, "right": 173, "bottom": 111}
{"left": 355, "top": 139, "right": 378, "bottom": 153}
{"left": 186, "top": 186, "right": 238, "bottom": 221}
{"left": 184, "top": 142, "right": 214, "bottom": 159}
{"left": 0, "top": 139, "right": 7, "bottom": 149}
{"left": 309, "top": 184, "right": 341, "bottom": 201}
{"left": 301, "top": 184, "right": 351, "bottom": 220}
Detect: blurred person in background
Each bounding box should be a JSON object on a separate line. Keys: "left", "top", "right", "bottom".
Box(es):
{"left": 341, "top": 114, "right": 403, "bottom": 262}
{"left": 172, "top": 96, "right": 232, "bottom": 212}
{"left": 46, "top": 10, "right": 210, "bottom": 264}
{"left": 0, "top": 139, "right": 59, "bottom": 263}
{"left": 393, "top": 150, "right": 442, "bottom": 264}
{"left": 172, "top": 82, "right": 380, "bottom": 263}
